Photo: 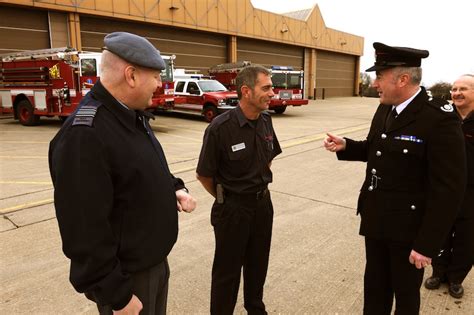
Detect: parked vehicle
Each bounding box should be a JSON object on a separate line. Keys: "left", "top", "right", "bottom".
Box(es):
{"left": 151, "top": 55, "right": 175, "bottom": 110}
{"left": 0, "top": 47, "right": 175, "bottom": 125}
{"left": 173, "top": 78, "right": 238, "bottom": 122}
{"left": 208, "top": 61, "right": 308, "bottom": 114}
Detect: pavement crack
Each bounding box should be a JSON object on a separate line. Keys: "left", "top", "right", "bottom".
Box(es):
{"left": 271, "top": 189, "right": 356, "bottom": 211}
{"left": 2, "top": 215, "right": 19, "bottom": 229}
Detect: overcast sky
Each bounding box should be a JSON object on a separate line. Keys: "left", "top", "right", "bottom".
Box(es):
{"left": 251, "top": 0, "right": 474, "bottom": 87}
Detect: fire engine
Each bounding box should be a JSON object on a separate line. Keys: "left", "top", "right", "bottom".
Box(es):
{"left": 151, "top": 55, "right": 175, "bottom": 110}
{"left": 0, "top": 47, "right": 175, "bottom": 126}
{"left": 0, "top": 47, "right": 100, "bottom": 125}
{"left": 208, "top": 61, "right": 309, "bottom": 114}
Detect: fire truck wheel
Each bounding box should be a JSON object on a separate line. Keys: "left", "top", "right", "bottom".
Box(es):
{"left": 17, "top": 100, "right": 40, "bottom": 126}
{"left": 273, "top": 106, "right": 287, "bottom": 114}
{"left": 203, "top": 106, "right": 217, "bottom": 122}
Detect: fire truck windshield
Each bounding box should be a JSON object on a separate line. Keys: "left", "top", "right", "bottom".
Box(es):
{"left": 81, "top": 58, "right": 97, "bottom": 76}
{"left": 271, "top": 72, "right": 302, "bottom": 90}
{"left": 160, "top": 59, "right": 174, "bottom": 82}
{"left": 197, "top": 80, "right": 227, "bottom": 92}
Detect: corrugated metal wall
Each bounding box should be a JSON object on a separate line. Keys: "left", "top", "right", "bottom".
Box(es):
{"left": 0, "top": 6, "right": 49, "bottom": 54}
{"left": 237, "top": 37, "right": 303, "bottom": 70}
{"left": 315, "top": 50, "right": 356, "bottom": 97}
{"left": 80, "top": 16, "right": 227, "bottom": 74}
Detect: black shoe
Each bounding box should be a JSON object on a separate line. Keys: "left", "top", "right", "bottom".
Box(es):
{"left": 424, "top": 276, "right": 444, "bottom": 290}
{"left": 449, "top": 283, "right": 464, "bottom": 299}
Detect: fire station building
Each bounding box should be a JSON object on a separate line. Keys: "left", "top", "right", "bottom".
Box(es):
{"left": 0, "top": 0, "right": 364, "bottom": 99}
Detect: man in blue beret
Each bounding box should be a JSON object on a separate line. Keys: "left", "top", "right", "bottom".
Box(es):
{"left": 49, "top": 32, "right": 196, "bottom": 314}
{"left": 324, "top": 42, "right": 466, "bottom": 314}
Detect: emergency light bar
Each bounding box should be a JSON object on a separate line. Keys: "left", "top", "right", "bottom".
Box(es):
{"left": 271, "top": 65, "right": 294, "bottom": 71}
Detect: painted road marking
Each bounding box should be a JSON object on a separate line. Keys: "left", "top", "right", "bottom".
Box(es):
{"left": 0, "top": 198, "right": 53, "bottom": 214}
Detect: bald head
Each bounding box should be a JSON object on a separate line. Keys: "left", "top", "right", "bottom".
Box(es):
{"left": 451, "top": 74, "right": 474, "bottom": 118}
{"left": 100, "top": 50, "right": 129, "bottom": 86}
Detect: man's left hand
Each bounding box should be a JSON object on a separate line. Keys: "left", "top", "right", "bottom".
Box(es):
{"left": 409, "top": 250, "right": 432, "bottom": 269}
{"left": 176, "top": 189, "right": 197, "bottom": 213}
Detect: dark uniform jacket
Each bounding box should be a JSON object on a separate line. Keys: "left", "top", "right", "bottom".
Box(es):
{"left": 460, "top": 110, "right": 474, "bottom": 217}
{"left": 197, "top": 106, "right": 282, "bottom": 193}
{"left": 49, "top": 81, "right": 184, "bottom": 310}
{"left": 337, "top": 88, "right": 467, "bottom": 257}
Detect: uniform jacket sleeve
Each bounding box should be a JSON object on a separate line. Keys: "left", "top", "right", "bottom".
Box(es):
{"left": 337, "top": 138, "right": 369, "bottom": 162}
{"left": 196, "top": 125, "right": 220, "bottom": 177}
{"left": 49, "top": 126, "right": 132, "bottom": 310}
{"left": 413, "top": 113, "right": 467, "bottom": 257}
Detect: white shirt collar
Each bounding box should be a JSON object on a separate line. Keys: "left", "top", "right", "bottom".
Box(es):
{"left": 393, "top": 88, "right": 421, "bottom": 114}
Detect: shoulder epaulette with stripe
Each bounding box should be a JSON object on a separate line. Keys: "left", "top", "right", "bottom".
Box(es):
{"left": 72, "top": 94, "right": 102, "bottom": 126}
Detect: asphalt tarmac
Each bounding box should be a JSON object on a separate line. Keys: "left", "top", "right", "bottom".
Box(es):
{"left": 1, "top": 97, "right": 472, "bottom": 314}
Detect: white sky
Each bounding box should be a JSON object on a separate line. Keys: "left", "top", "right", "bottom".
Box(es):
{"left": 251, "top": 0, "right": 474, "bottom": 87}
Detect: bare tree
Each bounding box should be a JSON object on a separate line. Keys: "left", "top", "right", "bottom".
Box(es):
{"left": 429, "top": 82, "right": 452, "bottom": 100}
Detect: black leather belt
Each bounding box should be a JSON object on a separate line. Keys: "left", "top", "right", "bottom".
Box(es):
{"left": 226, "top": 188, "right": 269, "bottom": 200}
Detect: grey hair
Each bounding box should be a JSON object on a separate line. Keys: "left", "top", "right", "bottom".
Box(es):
{"left": 235, "top": 65, "right": 271, "bottom": 99}
{"left": 392, "top": 67, "right": 422, "bottom": 85}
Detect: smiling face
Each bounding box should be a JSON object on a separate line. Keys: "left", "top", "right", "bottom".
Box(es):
{"left": 130, "top": 66, "right": 162, "bottom": 110}
{"left": 248, "top": 73, "right": 274, "bottom": 112}
{"left": 451, "top": 75, "right": 474, "bottom": 113}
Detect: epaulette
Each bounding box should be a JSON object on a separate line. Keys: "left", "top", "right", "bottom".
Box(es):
{"left": 211, "top": 110, "right": 231, "bottom": 126}
{"left": 72, "top": 94, "right": 102, "bottom": 126}
{"left": 427, "top": 97, "right": 454, "bottom": 113}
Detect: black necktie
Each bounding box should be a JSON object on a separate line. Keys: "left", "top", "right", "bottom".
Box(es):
{"left": 385, "top": 107, "right": 398, "bottom": 129}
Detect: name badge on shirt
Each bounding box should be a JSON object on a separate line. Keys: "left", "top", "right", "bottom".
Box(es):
{"left": 232, "top": 142, "right": 246, "bottom": 152}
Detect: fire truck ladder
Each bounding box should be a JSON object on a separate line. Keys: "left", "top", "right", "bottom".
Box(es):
{"left": 209, "top": 61, "right": 251, "bottom": 73}
{"left": 0, "top": 47, "right": 78, "bottom": 62}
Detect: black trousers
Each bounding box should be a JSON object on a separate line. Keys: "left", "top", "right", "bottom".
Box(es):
{"left": 210, "top": 192, "right": 273, "bottom": 315}
{"left": 364, "top": 237, "right": 424, "bottom": 315}
{"left": 432, "top": 214, "right": 474, "bottom": 284}
{"left": 96, "top": 259, "right": 170, "bottom": 315}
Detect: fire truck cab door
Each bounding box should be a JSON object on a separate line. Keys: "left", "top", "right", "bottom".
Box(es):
{"left": 183, "top": 82, "right": 202, "bottom": 107}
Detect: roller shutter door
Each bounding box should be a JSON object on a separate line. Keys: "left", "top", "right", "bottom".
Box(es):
{"left": 0, "top": 6, "right": 49, "bottom": 54}
{"left": 237, "top": 38, "right": 303, "bottom": 70}
{"left": 315, "top": 50, "right": 356, "bottom": 98}
{"left": 80, "top": 16, "right": 226, "bottom": 74}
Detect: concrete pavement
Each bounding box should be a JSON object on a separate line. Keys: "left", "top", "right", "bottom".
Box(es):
{"left": 1, "top": 97, "right": 472, "bottom": 314}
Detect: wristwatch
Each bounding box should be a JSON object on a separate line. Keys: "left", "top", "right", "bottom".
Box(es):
{"left": 180, "top": 187, "right": 189, "bottom": 193}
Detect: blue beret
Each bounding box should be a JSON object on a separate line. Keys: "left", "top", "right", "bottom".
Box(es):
{"left": 366, "top": 42, "right": 429, "bottom": 72}
{"left": 103, "top": 32, "right": 165, "bottom": 70}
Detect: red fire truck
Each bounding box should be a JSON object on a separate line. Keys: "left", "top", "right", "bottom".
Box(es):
{"left": 208, "top": 61, "right": 308, "bottom": 114}
{"left": 0, "top": 48, "right": 175, "bottom": 125}
{"left": 151, "top": 55, "right": 175, "bottom": 110}
{"left": 0, "top": 47, "right": 100, "bottom": 125}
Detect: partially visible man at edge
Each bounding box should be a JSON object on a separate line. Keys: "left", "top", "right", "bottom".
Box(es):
{"left": 49, "top": 32, "right": 196, "bottom": 315}
{"left": 323, "top": 42, "right": 466, "bottom": 314}
{"left": 425, "top": 74, "right": 474, "bottom": 298}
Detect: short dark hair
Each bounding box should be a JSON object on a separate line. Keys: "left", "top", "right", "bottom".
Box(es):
{"left": 236, "top": 65, "right": 271, "bottom": 99}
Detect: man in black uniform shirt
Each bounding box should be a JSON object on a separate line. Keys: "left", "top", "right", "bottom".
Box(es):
{"left": 49, "top": 32, "right": 196, "bottom": 315}
{"left": 425, "top": 74, "right": 474, "bottom": 298}
{"left": 324, "top": 42, "right": 466, "bottom": 314}
{"left": 196, "top": 65, "right": 282, "bottom": 314}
